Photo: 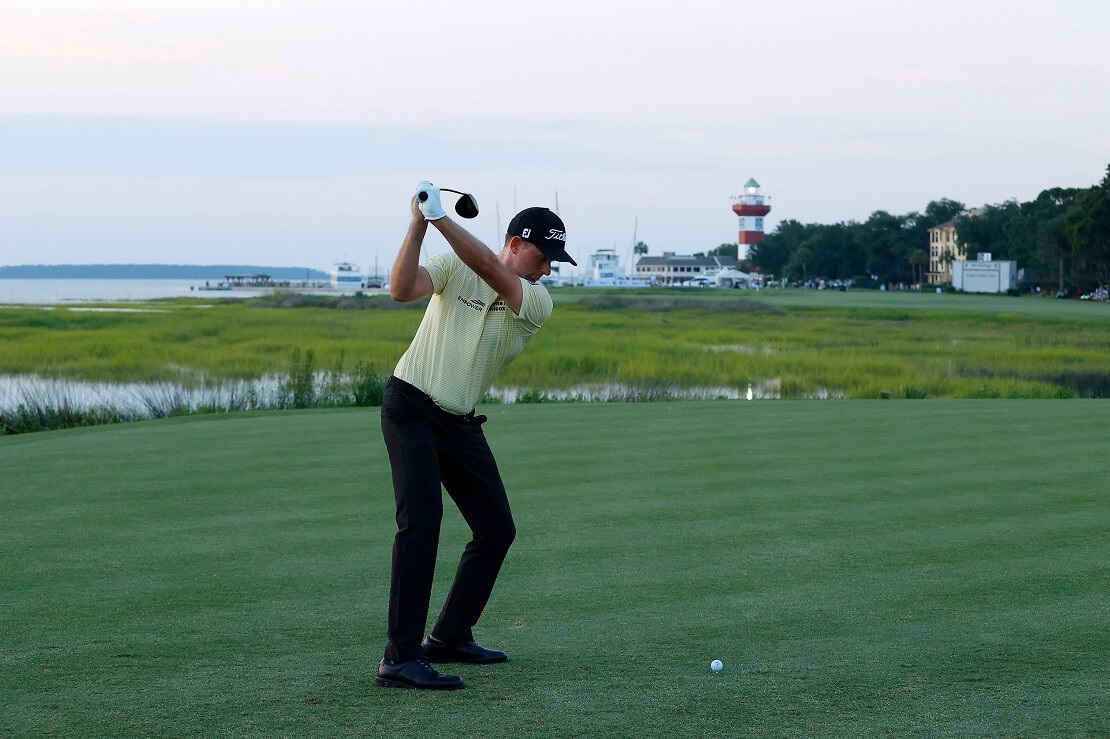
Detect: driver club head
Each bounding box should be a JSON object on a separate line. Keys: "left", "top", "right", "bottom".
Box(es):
{"left": 452, "top": 192, "right": 479, "bottom": 219}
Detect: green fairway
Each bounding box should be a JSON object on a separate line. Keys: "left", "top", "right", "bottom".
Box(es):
{"left": 2, "top": 401, "right": 1108, "bottom": 737}
{"left": 714, "top": 285, "right": 1110, "bottom": 319}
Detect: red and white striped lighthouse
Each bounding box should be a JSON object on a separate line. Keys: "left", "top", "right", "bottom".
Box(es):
{"left": 731, "top": 178, "right": 771, "bottom": 260}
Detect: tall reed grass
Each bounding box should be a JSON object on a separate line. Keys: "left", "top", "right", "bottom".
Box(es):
{"left": 0, "top": 289, "right": 1105, "bottom": 434}
{"left": 0, "top": 349, "right": 389, "bottom": 435}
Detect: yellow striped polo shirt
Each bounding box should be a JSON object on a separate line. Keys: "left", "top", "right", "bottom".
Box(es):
{"left": 393, "top": 253, "right": 553, "bottom": 414}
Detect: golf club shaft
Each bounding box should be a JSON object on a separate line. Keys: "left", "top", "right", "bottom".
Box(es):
{"left": 418, "top": 187, "right": 465, "bottom": 202}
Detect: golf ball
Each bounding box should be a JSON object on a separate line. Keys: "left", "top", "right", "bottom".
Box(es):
{"left": 711, "top": 659, "right": 723, "bottom": 672}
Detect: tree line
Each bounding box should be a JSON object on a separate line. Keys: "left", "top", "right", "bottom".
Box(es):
{"left": 746, "top": 164, "right": 1110, "bottom": 291}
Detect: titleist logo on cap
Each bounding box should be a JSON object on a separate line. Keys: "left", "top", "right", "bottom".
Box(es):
{"left": 520, "top": 227, "right": 566, "bottom": 242}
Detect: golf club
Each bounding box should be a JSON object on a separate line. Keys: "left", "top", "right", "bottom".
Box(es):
{"left": 418, "top": 187, "right": 480, "bottom": 219}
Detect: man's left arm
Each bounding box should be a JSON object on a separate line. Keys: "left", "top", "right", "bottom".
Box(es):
{"left": 430, "top": 217, "right": 526, "bottom": 313}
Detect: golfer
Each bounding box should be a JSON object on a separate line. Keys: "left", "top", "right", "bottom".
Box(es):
{"left": 375, "top": 181, "right": 576, "bottom": 690}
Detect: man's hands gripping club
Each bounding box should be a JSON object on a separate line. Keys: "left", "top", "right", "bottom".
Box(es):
{"left": 403, "top": 180, "right": 526, "bottom": 314}
{"left": 415, "top": 181, "right": 446, "bottom": 220}
{"left": 416, "top": 181, "right": 480, "bottom": 220}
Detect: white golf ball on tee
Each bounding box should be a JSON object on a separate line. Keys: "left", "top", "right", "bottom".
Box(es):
{"left": 710, "top": 659, "right": 723, "bottom": 672}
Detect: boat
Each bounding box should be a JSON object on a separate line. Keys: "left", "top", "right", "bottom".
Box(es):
{"left": 331, "top": 262, "right": 364, "bottom": 289}
{"left": 584, "top": 248, "right": 653, "bottom": 287}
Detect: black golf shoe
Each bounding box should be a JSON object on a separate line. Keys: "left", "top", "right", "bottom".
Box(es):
{"left": 375, "top": 658, "right": 464, "bottom": 690}
{"left": 422, "top": 635, "right": 508, "bottom": 664}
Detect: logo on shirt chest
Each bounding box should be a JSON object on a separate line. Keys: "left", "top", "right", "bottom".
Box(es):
{"left": 456, "top": 295, "right": 487, "bottom": 312}
{"left": 456, "top": 294, "right": 508, "bottom": 313}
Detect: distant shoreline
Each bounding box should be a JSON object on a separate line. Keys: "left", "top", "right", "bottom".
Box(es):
{"left": 0, "top": 264, "right": 331, "bottom": 280}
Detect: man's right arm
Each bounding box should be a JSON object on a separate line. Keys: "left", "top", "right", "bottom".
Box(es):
{"left": 390, "top": 200, "right": 435, "bottom": 302}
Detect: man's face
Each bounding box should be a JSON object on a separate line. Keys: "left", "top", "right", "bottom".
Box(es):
{"left": 514, "top": 241, "right": 553, "bottom": 283}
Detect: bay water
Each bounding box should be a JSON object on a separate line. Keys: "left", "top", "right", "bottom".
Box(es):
{"left": 0, "top": 279, "right": 270, "bottom": 305}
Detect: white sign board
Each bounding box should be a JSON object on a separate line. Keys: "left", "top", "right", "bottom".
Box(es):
{"left": 952, "top": 261, "right": 1018, "bottom": 293}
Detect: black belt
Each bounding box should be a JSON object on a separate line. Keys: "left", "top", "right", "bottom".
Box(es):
{"left": 387, "top": 376, "right": 483, "bottom": 422}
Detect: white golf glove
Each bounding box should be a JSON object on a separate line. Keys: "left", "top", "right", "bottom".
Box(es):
{"left": 415, "top": 181, "right": 446, "bottom": 221}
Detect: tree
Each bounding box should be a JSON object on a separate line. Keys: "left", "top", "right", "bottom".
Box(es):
{"left": 1065, "top": 165, "right": 1110, "bottom": 287}
{"left": 707, "top": 243, "right": 738, "bottom": 259}
{"left": 633, "top": 241, "right": 649, "bottom": 256}
{"left": 1008, "top": 188, "right": 1079, "bottom": 292}
{"left": 908, "top": 249, "right": 929, "bottom": 286}
{"left": 856, "top": 210, "right": 914, "bottom": 283}
{"left": 750, "top": 219, "right": 809, "bottom": 276}
{"left": 807, "top": 222, "right": 862, "bottom": 279}
{"left": 940, "top": 249, "right": 955, "bottom": 275}
{"left": 743, "top": 175, "right": 1103, "bottom": 289}
{"left": 956, "top": 200, "right": 1021, "bottom": 259}
{"left": 923, "top": 198, "right": 966, "bottom": 227}
{"left": 786, "top": 245, "right": 815, "bottom": 282}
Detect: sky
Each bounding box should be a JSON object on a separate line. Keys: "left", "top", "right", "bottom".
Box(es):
{"left": 1, "top": 0, "right": 1108, "bottom": 276}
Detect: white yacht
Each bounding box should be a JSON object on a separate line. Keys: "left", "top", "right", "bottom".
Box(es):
{"left": 584, "top": 248, "right": 652, "bottom": 287}
{"left": 330, "top": 262, "right": 364, "bottom": 289}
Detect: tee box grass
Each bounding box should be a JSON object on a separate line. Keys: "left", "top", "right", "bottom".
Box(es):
{"left": 2, "top": 400, "right": 1107, "bottom": 737}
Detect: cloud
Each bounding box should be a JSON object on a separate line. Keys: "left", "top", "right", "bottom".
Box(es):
{"left": 0, "top": 32, "right": 206, "bottom": 62}
{"left": 0, "top": 116, "right": 608, "bottom": 178}
{"left": 863, "top": 69, "right": 942, "bottom": 83}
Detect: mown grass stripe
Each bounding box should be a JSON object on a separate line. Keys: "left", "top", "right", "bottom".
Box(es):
{"left": 2, "top": 400, "right": 1107, "bottom": 736}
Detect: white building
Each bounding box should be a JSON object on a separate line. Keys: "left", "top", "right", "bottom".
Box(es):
{"left": 952, "top": 257, "right": 1018, "bottom": 293}
{"left": 634, "top": 253, "right": 739, "bottom": 285}
{"left": 927, "top": 219, "right": 968, "bottom": 285}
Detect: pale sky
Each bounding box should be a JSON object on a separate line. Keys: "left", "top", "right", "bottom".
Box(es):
{"left": 2, "top": 0, "right": 1108, "bottom": 275}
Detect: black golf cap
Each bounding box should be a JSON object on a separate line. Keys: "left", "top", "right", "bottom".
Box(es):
{"left": 507, "top": 207, "right": 576, "bottom": 266}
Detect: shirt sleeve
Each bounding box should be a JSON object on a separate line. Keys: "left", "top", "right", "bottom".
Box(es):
{"left": 423, "top": 253, "right": 457, "bottom": 294}
{"left": 516, "top": 278, "right": 553, "bottom": 329}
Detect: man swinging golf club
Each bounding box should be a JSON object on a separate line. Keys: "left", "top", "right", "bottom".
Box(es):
{"left": 375, "top": 181, "right": 576, "bottom": 690}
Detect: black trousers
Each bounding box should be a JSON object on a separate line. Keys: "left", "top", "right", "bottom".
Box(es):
{"left": 380, "top": 377, "right": 516, "bottom": 663}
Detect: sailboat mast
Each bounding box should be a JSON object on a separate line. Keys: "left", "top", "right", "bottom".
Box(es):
{"left": 630, "top": 217, "right": 638, "bottom": 273}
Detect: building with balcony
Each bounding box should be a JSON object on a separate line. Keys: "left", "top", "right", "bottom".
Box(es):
{"left": 926, "top": 219, "right": 967, "bottom": 285}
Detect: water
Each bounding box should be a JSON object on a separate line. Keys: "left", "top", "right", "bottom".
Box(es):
{"left": 0, "top": 279, "right": 378, "bottom": 305}
{"left": 0, "top": 374, "right": 788, "bottom": 417}
{"left": 0, "top": 279, "right": 237, "bottom": 304}
{"left": 0, "top": 374, "right": 283, "bottom": 414}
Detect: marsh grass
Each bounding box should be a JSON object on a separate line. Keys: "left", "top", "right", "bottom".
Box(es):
{"left": 0, "top": 295, "right": 425, "bottom": 383}
{"left": 0, "top": 289, "right": 1106, "bottom": 432}
{"left": 0, "top": 376, "right": 257, "bottom": 434}
{"left": 576, "top": 293, "right": 787, "bottom": 314}
{"left": 0, "top": 348, "right": 391, "bottom": 434}
{"left": 275, "top": 348, "right": 388, "bottom": 410}
{"left": 249, "top": 291, "right": 428, "bottom": 311}
{"left": 0, "top": 380, "right": 136, "bottom": 435}
{"left": 511, "top": 298, "right": 1101, "bottom": 400}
